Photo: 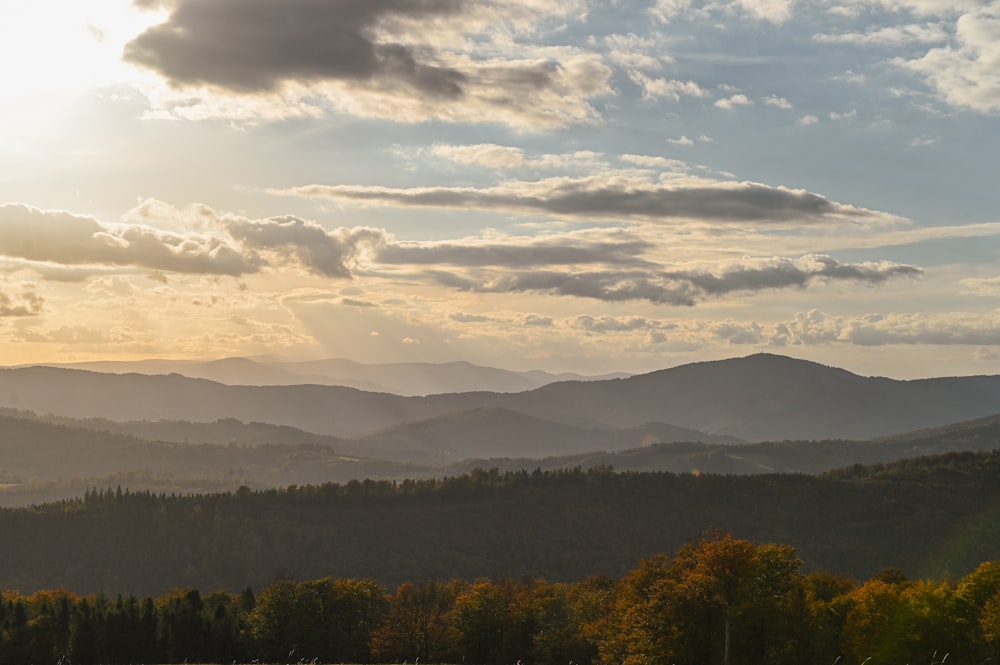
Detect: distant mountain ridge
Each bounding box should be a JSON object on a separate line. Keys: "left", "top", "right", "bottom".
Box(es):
{"left": 26, "top": 357, "right": 629, "bottom": 395}
{"left": 4, "top": 353, "right": 1000, "bottom": 442}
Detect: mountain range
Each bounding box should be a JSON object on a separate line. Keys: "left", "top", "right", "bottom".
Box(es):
{"left": 4, "top": 353, "right": 1000, "bottom": 441}
{"left": 3, "top": 352, "right": 1000, "bottom": 506}
{"left": 28, "top": 356, "right": 628, "bottom": 396}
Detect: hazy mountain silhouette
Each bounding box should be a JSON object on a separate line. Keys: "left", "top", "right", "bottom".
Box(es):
{"left": 447, "top": 415, "right": 1000, "bottom": 476}
{"left": 355, "top": 407, "right": 742, "bottom": 463}
{"left": 31, "top": 357, "right": 628, "bottom": 395}
{"left": 2, "top": 404, "right": 999, "bottom": 507}
{"left": 5, "top": 353, "right": 1000, "bottom": 442}
{"left": 498, "top": 353, "right": 1000, "bottom": 440}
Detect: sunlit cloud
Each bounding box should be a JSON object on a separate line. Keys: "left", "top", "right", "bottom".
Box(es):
{"left": 279, "top": 175, "right": 896, "bottom": 226}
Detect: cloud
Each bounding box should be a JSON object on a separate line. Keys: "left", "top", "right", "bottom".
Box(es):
{"left": 342, "top": 298, "right": 378, "bottom": 307}
{"left": 573, "top": 315, "right": 666, "bottom": 333}
{"left": 668, "top": 135, "right": 695, "bottom": 146}
{"left": 797, "top": 114, "right": 819, "bottom": 126}
{"left": 567, "top": 308, "right": 1000, "bottom": 352}
{"left": 620, "top": 154, "right": 690, "bottom": 170}
{"left": 225, "top": 216, "right": 385, "bottom": 278}
{"left": 126, "top": 0, "right": 467, "bottom": 95}
{"left": 838, "top": 312, "right": 1000, "bottom": 346}
{"left": 377, "top": 233, "right": 655, "bottom": 268}
{"left": 422, "top": 254, "right": 920, "bottom": 305}
{"left": 601, "top": 33, "right": 668, "bottom": 70}
{"left": 829, "top": 109, "right": 857, "bottom": 121}
{"left": 814, "top": 22, "right": 950, "bottom": 46}
{"left": 0, "top": 288, "right": 43, "bottom": 317}
{"left": 763, "top": 95, "right": 793, "bottom": 109}
{"left": 733, "top": 0, "right": 798, "bottom": 24}
{"left": 450, "top": 312, "right": 493, "bottom": 323}
{"left": 125, "top": 0, "right": 612, "bottom": 129}
{"left": 523, "top": 314, "right": 553, "bottom": 327}
{"left": 632, "top": 73, "right": 709, "bottom": 101}
{"left": 661, "top": 254, "right": 922, "bottom": 296}
{"left": 0, "top": 201, "right": 387, "bottom": 281}
{"left": 766, "top": 309, "right": 1000, "bottom": 347}
{"left": 0, "top": 203, "right": 257, "bottom": 275}
{"left": 715, "top": 94, "right": 753, "bottom": 109}
{"left": 429, "top": 143, "right": 526, "bottom": 169}
{"left": 427, "top": 269, "right": 700, "bottom": 305}
{"left": 281, "top": 176, "right": 892, "bottom": 226}
{"left": 960, "top": 276, "right": 1000, "bottom": 296}
{"left": 899, "top": 5, "right": 1000, "bottom": 112}
{"left": 908, "top": 135, "right": 937, "bottom": 147}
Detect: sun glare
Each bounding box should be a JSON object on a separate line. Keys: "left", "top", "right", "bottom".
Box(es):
{"left": 0, "top": 0, "right": 162, "bottom": 102}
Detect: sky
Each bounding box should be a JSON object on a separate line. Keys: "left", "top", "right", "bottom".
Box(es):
{"left": 1, "top": 0, "right": 999, "bottom": 379}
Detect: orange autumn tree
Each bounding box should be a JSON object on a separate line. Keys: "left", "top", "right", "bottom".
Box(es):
{"left": 601, "top": 532, "right": 807, "bottom": 665}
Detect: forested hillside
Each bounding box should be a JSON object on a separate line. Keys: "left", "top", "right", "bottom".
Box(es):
{"left": 2, "top": 452, "right": 998, "bottom": 596}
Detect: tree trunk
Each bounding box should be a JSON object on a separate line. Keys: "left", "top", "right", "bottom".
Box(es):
{"left": 724, "top": 616, "right": 730, "bottom": 665}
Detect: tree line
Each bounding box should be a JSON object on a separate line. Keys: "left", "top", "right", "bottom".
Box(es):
{"left": 1, "top": 533, "right": 998, "bottom": 665}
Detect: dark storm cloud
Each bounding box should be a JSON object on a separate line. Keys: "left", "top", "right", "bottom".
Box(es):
{"left": 125, "top": 0, "right": 468, "bottom": 96}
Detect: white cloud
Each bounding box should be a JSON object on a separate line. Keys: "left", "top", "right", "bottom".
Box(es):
{"left": 814, "top": 23, "right": 950, "bottom": 46}
{"left": 429, "top": 143, "right": 526, "bottom": 169}
{"left": 632, "top": 72, "right": 709, "bottom": 101}
{"left": 620, "top": 154, "right": 690, "bottom": 171}
{"left": 601, "top": 33, "right": 668, "bottom": 70}
{"left": 763, "top": 95, "right": 794, "bottom": 109}
{"left": 907, "top": 135, "right": 937, "bottom": 147}
{"left": 829, "top": 109, "right": 858, "bottom": 121}
{"left": 715, "top": 94, "right": 753, "bottom": 109}
{"left": 733, "top": 0, "right": 798, "bottom": 24}
{"left": 900, "top": 5, "right": 1000, "bottom": 113}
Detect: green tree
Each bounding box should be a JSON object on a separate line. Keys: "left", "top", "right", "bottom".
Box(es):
{"left": 68, "top": 598, "right": 102, "bottom": 665}
{"left": 159, "top": 589, "right": 208, "bottom": 663}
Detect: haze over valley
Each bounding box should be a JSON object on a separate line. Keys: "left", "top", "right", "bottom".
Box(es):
{"left": 3, "top": 353, "right": 1000, "bottom": 509}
